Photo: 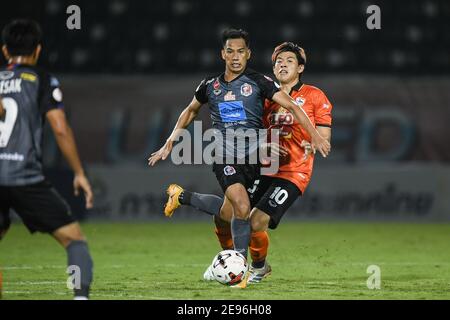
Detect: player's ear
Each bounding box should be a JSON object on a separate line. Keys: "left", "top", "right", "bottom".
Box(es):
{"left": 2, "top": 45, "right": 10, "bottom": 61}
{"left": 221, "top": 48, "right": 226, "bottom": 61}
{"left": 298, "top": 64, "right": 305, "bottom": 75}
{"left": 246, "top": 48, "right": 251, "bottom": 60}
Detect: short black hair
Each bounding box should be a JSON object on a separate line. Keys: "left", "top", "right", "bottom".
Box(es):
{"left": 2, "top": 19, "right": 42, "bottom": 56}
{"left": 271, "top": 42, "right": 306, "bottom": 66}
{"left": 222, "top": 28, "right": 250, "bottom": 48}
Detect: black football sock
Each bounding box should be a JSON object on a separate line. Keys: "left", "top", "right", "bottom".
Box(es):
{"left": 252, "top": 260, "right": 266, "bottom": 269}
{"left": 67, "top": 240, "right": 93, "bottom": 298}
{"left": 179, "top": 191, "right": 222, "bottom": 216}
{"left": 231, "top": 218, "right": 251, "bottom": 259}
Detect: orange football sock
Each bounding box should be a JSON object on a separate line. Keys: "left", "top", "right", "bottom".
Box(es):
{"left": 214, "top": 226, "right": 233, "bottom": 250}
{"left": 249, "top": 231, "right": 269, "bottom": 267}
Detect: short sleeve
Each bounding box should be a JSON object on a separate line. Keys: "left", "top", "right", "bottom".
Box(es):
{"left": 194, "top": 78, "right": 209, "bottom": 104}
{"left": 314, "top": 90, "right": 332, "bottom": 127}
{"left": 248, "top": 72, "right": 280, "bottom": 100}
{"left": 39, "top": 73, "right": 64, "bottom": 115}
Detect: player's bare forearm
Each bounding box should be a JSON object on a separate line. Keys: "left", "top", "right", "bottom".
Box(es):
{"left": 317, "top": 126, "right": 331, "bottom": 143}
{"left": 273, "top": 91, "right": 320, "bottom": 139}
{"left": 46, "top": 109, "right": 85, "bottom": 176}
{"left": 167, "top": 97, "right": 202, "bottom": 142}
{"left": 0, "top": 98, "right": 4, "bottom": 118}
{"left": 273, "top": 91, "right": 330, "bottom": 157}
{"left": 148, "top": 97, "right": 202, "bottom": 166}
{"left": 54, "top": 126, "right": 85, "bottom": 176}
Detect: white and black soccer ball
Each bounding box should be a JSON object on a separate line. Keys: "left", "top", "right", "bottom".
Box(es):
{"left": 211, "top": 250, "right": 248, "bottom": 286}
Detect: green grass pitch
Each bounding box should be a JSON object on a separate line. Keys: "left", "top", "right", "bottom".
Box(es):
{"left": 1, "top": 221, "right": 449, "bottom": 300}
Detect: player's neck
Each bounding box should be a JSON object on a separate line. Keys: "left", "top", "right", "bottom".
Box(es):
{"left": 224, "top": 69, "right": 244, "bottom": 82}
{"left": 280, "top": 79, "right": 300, "bottom": 94}
{"left": 8, "top": 56, "right": 36, "bottom": 66}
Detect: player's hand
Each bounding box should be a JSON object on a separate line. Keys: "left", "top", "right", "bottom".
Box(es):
{"left": 74, "top": 174, "right": 94, "bottom": 209}
{"left": 148, "top": 140, "right": 173, "bottom": 166}
{"left": 300, "top": 140, "right": 313, "bottom": 158}
{"left": 311, "top": 134, "right": 331, "bottom": 158}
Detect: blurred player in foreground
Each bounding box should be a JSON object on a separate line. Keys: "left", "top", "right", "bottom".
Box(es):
{"left": 148, "top": 29, "right": 330, "bottom": 287}
{"left": 0, "top": 20, "right": 94, "bottom": 299}
{"left": 164, "top": 42, "right": 333, "bottom": 284}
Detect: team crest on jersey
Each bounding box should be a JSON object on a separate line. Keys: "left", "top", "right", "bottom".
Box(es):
{"left": 213, "top": 79, "right": 220, "bottom": 90}
{"left": 295, "top": 97, "right": 305, "bottom": 107}
{"left": 240, "top": 83, "right": 253, "bottom": 97}
{"left": 213, "top": 79, "right": 222, "bottom": 95}
{"left": 0, "top": 71, "right": 14, "bottom": 80}
{"left": 224, "top": 91, "right": 236, "bottom": 101}
{"left": 224, "top": 165, "right": 236, "bottom": 176}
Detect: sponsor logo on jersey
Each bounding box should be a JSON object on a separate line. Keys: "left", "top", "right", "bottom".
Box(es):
{"left": 218, "top": 101, "right": 247, "bottom": 122}
{"left": 0, "top": 79, "right": 22, "bottom": 94}
{"left": 20, "top": 72, "right": 37, "bottom": 82}
{"left": 295, "top": 97, "right": 305, "bottom": 107}
{"left": 223, "top": 165, "right": 236, "bottom": 176}
{"left": 0, "top": 71, "right": 14, "bottom": 80}
{"left": 0, "top": 152, "right": 25, "bottom": 162}
{"left": 269, "top": 111, "right": 294, "bottom": 125}
{"left": 240, "top": 83, "right": 253, "bottom": 97}
{"left": 224, "top": 91, "right": 236, "bottom": 101}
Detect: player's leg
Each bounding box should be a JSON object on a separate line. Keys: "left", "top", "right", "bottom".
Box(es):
{"left": 10, "top": 180, "right": 93, "bottom": 299}
{"left": 214, "top": 196, "right": 234, "bottom": 249}
{"left": 203, "top": 198, "right": 234, "bottom": 281}
{"left": 247, "top": 177, "right": 301, "bottom": 283}
{"left": 164, "top": 183, "right": 224, "bottom": 218}
{"left": 225, "top": 183, "right": 252, "bottom": 258}
{"left": 52, "top": 222, "right": 93, "bottom": 299}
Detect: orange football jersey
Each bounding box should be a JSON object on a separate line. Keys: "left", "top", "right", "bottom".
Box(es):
{"left": 263, "top": 82, "right": 332, "bottom": 193}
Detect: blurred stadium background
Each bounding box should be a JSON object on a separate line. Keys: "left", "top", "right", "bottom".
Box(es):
{"left": 1, "top": 0, "right": 449, "bottom": 222}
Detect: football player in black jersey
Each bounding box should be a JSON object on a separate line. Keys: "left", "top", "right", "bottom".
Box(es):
{"left": 0, "top": 19, "right": 94, "bottom": 299}
{"left": 148, "top": 29, "right": 330, "bottom": 287}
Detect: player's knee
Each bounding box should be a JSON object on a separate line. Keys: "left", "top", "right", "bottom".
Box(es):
{"left": 53, "top": 224, "right": 86, "bottom": 247}
{"left": 251, "top": 214, "right": 270, "bottom": 232}
{"left": 233, "top": 199, "right": 251, "bottom": 219}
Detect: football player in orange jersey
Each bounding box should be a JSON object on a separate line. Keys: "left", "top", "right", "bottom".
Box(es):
{"left": 164, "top": 42, "right": 332, "bottom": 284}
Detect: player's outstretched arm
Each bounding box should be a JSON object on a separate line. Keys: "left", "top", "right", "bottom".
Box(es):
{"left": 148, "top": 97, "right": 203, "bottom": 166}
{"left": 46, "top": 109, "right": 93, "bottom": 209}
{"left": 272, "top": 91, "right": 331, "bottom": 157}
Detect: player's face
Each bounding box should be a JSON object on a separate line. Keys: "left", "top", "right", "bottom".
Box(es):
{"left": 273, "top": 51, "right": 304, "bottom": 84}
{"left": 221, "top": 38, "right": 251, "bottom": 74}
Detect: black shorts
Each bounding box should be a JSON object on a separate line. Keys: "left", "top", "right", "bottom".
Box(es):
{"left": 249, "top": 176, "right": 301, "bottom": 229}
{"left": 213, "top": 162, "right": 260, "bottom": 195}
{"left": 0, "top": 180, "right": 76, "bottom": 234}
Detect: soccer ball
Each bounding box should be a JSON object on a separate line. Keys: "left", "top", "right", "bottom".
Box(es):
{"left": 211, "top": 250, "right": 248, "bottom": 286}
